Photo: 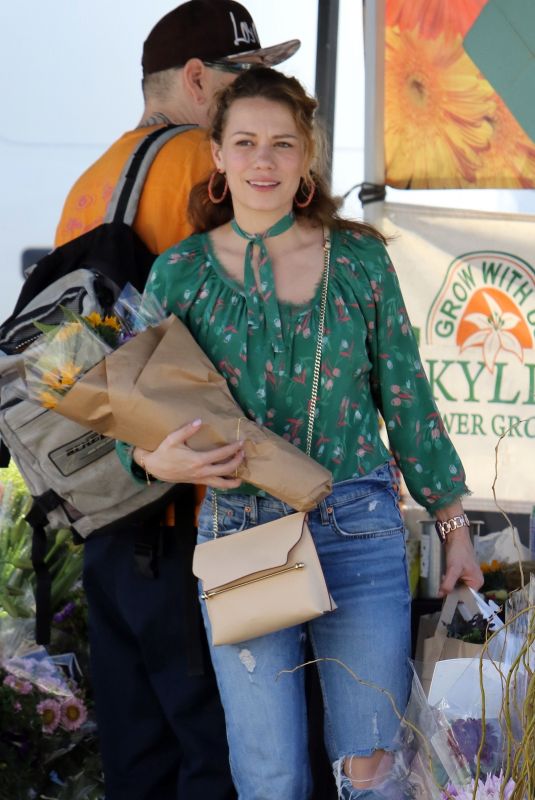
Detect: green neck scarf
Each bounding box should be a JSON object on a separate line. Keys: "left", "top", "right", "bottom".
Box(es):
{"left": 231, "top": 211, "right": 295, "bottom": 354}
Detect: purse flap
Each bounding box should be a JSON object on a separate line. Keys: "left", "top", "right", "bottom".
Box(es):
{"left": 192, "top": 512, "right": 307, "bottom": 590}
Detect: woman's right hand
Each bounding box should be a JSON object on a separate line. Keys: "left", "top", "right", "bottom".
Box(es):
{"left": 133, "top": 419, "right": 245, "bottom": 489}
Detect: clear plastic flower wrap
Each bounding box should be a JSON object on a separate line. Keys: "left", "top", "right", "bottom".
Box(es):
{"left": 23, "top": 316, "right": 114, "bottom": 409}
{"left": 21, "top": 283, "right": 166, "bottom": 410}
{"left": 396, "top": 579, "right": 535, "bottom": 799}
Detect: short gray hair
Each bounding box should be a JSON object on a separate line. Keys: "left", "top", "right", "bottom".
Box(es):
{"left": 142, "top": 67, "right": 182, "bottom": 101}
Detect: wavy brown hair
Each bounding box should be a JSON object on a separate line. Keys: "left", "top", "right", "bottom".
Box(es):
{"left": 188, "top": 67, "right": 385, "bottom": 243}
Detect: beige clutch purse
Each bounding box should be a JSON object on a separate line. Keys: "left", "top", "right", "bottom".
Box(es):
{"left": 192, "top": 512, "right": 336, "bottom": 646}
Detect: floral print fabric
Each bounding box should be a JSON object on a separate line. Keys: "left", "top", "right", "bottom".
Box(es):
{"left": 142, "top": 227, "right": 469, "bottom": 511}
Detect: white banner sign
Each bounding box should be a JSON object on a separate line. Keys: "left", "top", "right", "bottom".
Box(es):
{"left": 380, "top": 202, "right": 535, "bottom": 511}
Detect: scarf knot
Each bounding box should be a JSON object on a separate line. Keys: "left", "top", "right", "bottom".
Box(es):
{"left": 231, "top": 212, "right": 295, "bottom": 356}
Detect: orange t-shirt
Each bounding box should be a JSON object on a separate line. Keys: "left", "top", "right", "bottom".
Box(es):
{"left": 55, "top": 125, "right": 214, "bottom": 253}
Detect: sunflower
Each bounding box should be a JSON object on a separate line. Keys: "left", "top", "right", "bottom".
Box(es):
{"left": 385, "top": 27, "right": 495, "bottom": 188}
{"left": 57, "top": 360, "right": 83, "bottom": 387}
{"left": 39, "top": 389, "right": 59, "bottom": 409}
{"left": 84, "top": 311, "right": 103, "bottom": 327}
{"left": 386, "top": 0, "right": 487, "bottom": 41}
{"left": 103, "top": 314, "right": 122, "bottom": 332}
{"left": 474, "top": 94, "right": 535, "bottom": 188}
{"left": 54, "top": 321, "right": 83, "bottom": 342}
{"left": 41, "top": 368, "right": 63, "bottom": 391}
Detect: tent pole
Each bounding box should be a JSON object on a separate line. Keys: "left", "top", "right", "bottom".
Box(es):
{"left": 362, "top": 0, "right": 386, "bottom": 224}
{"left": 315, "top": 0, "right": 340, "bottom": 185}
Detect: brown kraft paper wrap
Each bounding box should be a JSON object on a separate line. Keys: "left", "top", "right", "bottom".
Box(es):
{"left": 416, "top": 585, "right": 487, "bottom": 696}
{"left": 55, "top": 316, "right": 333, "bottom": 511}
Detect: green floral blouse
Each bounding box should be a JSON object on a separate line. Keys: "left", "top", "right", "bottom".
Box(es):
{"left": 119, "top": 227, "right": 469, "bottom": 511}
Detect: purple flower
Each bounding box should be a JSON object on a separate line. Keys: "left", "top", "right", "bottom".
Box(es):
{"left": 53, "top": 600, "right": 76, "bottom": 624}
{"left": 36, "top": 698, "right": 62, "bottom": 734}
{"left": 441, "top": 773, "right": 515, "bottom": 799}
{"left": 60, "top": 695, "right": 88, "bottom": 731}
{"left": 3, "top": 674, "right": 33, "bottom": 695}
{"left": 450, "top": 717, "right": 499, "bottom": 770}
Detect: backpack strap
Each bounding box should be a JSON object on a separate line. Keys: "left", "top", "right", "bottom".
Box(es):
{"left": 0, "top": 441, "right": 9, "bottom": 468}
{"left": 105, "top": 124, "right": 196, "bottom": 226}
{"left": 26, "top": 495, "right": 63, "bottom": 645}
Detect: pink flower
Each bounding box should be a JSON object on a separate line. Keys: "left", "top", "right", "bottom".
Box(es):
{"left": 442, "top": 772, "right": 515, "bottom": 799}
{"left": 60, "top": 696, "right": 88, "bottom": 731}
{"left": 3, "top": 674, "right": 33, "bottom": 695}
{"left": 37, "top": 699, "right": 62, "bottom": 734}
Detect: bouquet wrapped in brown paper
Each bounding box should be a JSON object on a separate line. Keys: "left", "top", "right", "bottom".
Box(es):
{"left": 53, "top": 315, "right": 332, "bottom": 511}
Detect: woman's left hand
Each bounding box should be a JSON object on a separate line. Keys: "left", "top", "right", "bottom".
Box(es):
{"left": 439, "top": 528, "right": 484, "bottom": 596}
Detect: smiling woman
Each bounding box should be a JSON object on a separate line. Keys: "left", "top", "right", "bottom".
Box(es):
{"left": 211, "top": 97, "right": 306, "bottom": 223}
{"left": 118, "top": 66, "right": 483, "bottom": 800}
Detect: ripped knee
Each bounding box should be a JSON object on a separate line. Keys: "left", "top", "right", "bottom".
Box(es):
{"left": 334, "top": 750, "right": 394, "bottom": 793}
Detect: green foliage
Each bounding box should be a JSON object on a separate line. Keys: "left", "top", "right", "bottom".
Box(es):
{"left": 0, "top": 465, "right": 84, "bottom": 619}
{"left": 0, "top": 464, "right": 103, "bottom": 798}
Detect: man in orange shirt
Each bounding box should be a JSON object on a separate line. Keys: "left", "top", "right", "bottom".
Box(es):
{"left": 55, "top": 4, "right": 299, "bottom": 799}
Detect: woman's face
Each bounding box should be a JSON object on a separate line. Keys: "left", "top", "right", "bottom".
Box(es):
{"left": 211, "top": 97, "right": 308, "bottom": 220}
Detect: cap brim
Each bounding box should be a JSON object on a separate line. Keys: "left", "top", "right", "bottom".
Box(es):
{"left": 222, "top": 39, "right": 301, "bottom": 67}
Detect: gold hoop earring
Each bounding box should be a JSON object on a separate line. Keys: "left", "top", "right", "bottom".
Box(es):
{"left": 294, "top": 179, "right": 316, "bottom": 209}
{"left": 208, "top": 170, "right": 228, "bottom": 204}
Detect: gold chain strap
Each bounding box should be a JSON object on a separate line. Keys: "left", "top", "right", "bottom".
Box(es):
{"left": 212, "top": 230, "right": 332, "bottom": 536}
{"left": 305, "top": 232, "right": 331, "bottom": 458}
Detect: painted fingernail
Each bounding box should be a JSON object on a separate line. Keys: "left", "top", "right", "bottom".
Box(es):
{"left": 192, "top": 418, "right": 202, "bottom": 427}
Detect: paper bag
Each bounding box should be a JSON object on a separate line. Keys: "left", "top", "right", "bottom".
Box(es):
{"left": 54, "top": 316, "right": 333, "bottom": 511}
{"left": 417, "top": 585, "right": 486, "bottom": 696}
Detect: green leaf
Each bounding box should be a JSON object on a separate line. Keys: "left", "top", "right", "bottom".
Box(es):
{"left": 33, "top": 321, "right": 57, "bottom": 335}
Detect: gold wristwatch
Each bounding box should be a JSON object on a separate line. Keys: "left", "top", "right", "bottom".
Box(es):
{"left": 435, "top": 513, "right": 470, "bottom": 543}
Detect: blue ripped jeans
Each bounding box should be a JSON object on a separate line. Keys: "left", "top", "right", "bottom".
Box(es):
{"left": 197, "top": 464, "right": 412, "bottom": 800}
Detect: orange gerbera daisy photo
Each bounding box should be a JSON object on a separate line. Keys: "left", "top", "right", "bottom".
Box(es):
{"left": 473, "top": 95, "right": 535, "bottom": 189}
{"left": 385, "top": 27, "right": 495, "bottom": 188}
{"left": 386, "top": 0, "right": 488, "bottom": 41}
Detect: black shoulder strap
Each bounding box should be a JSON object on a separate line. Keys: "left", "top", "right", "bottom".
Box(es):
{"left": 106, "top": 124, "right": 196, "bottom": 225}
{"left": 27, "top": 496, "right": 60, "bottom": 645}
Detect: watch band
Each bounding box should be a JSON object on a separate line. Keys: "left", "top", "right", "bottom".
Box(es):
{"left": 435, "top": 513, "right": 470, "bottom": 543}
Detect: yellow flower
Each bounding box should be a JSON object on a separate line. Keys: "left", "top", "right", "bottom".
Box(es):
{"left": 85, "top": 311, "right": 103, "bottom": 327}
{"left": 58, "top": 361, "right": 82, "bottom": 387}
{"left": 39, "top": 390, "right": 59, "bottom": 409}
{"left": 385, "top": 27, "right": 495, "bottom": 188}
{"left": 480, "top": 559, "right": 503, "bottom": 574}
{"left": 41, "top": 369, "right": 63, "bottom": 390}
{"left": 474, "top": 94, "right": 535, "bottom": 188}
{"left": 55, "top": 321, "right": 83, "bottom": 342}
{"left": 103, "top": 315, "right": 122, "bottom": 332}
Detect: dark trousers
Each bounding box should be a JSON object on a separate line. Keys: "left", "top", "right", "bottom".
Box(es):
{"left": 83, "top": 500, "right": 236, "bottom": 800}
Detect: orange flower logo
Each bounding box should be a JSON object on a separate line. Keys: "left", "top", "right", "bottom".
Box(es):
{"left": 457, "top": 288, "right": 532, "bottom": 372}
